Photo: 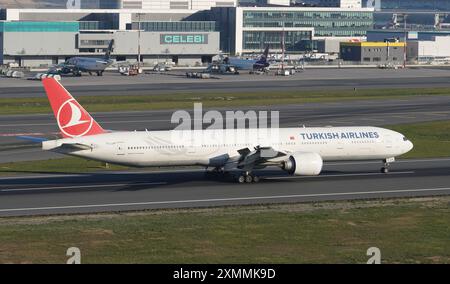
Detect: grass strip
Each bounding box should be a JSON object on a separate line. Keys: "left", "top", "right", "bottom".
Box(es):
{"left": 1, "top": 87, "right": 450, "bottom": 115}
{"left": 0, "top": 197, "right": 448, "bottom": 263}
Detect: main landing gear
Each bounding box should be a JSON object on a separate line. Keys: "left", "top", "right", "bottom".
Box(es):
{"left": 204, "top": 168, "right": 260, "bottom": 183}
{"left": 380, "top": 157, "right": 395, "bottom": 174}
{"left": 237, "top": 172, "right": 260, "bottom": 184}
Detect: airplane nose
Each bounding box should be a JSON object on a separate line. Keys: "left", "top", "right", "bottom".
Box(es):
{"left": 406, "top": 141, "right": 414, "bottom": 152}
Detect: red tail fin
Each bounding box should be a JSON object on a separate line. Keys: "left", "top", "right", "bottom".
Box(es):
{"left": 42, "top": 78, "right": 106, "bottom": 138}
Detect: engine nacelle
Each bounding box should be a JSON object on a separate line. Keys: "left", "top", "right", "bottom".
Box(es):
{"left": 281, "top": 152, "right": 323, "bottom": 176}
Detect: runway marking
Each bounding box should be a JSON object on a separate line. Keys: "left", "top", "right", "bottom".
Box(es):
{"left": 0, "top": 157, "right": 448, "bottom": 181}
{"left": 0, "top": 187, "right": 449, "bottom": 214}
{"left": 360, "top": 118, "right": 385, "bottom": 122}
{"left": 1, "top": 111, "right": 448, "bottom": 129}
{"left": 0, "top": 182, "right": 167, "bottom": 192}
{"left": 0, "top": 171, "right": 415, "bottom": 192}
{"left": 326, "top": 158, "right": 450, "bottom": 166}
{"left": 426, "top": 112, "right": 449, "bottom": 116}
{"left": 0, "top": 132, "right": 57, "bottom": 137}
{"left": 265, "top": 171, "right": 414, "bottom": 180}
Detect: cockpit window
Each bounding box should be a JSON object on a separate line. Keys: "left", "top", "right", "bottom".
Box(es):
{"left": 403, "top": 137, "right": 409, "bottom": 141}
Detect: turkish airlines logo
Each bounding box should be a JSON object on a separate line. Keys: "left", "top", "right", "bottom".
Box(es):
{"left": 57, "top": 99, "right": 93, "bottom": 138}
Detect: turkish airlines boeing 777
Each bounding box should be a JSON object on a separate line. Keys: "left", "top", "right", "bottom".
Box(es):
{"left": 34, "top": 78, "right": 413, "bottom": 183}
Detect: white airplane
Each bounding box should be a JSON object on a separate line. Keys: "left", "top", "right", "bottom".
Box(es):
{"left": 224, "top": 46, "right": 270, "bottom": 71}
{"left": 32, "top": 78, "right": 413, "bottom": 183}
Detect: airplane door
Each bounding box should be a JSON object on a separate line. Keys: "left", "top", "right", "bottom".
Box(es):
{"left": 384, "top": 134, "right": 393, "bottom": 150}
{"left": 187, "top": 140, "right": 197, "bottom": 155}
{"left": 336, "top": 140, "right": 347, "bottom": 158}
{"left": 116, "top": 142, "right": 126, "bottom": 156}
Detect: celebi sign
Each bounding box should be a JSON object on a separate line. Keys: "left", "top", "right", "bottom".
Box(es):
{"left": 161, "top": 34, "right": 208, "bottom": 44}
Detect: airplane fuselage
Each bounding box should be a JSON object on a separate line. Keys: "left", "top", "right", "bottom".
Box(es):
{"left": 64, "top": 57, "right": 113, "bottom": 73}
{"left": 227, "top": 58, "right": 267, "bottom": 71}
{"left": 43, "top": 126, "right": 413, "bottom": 168}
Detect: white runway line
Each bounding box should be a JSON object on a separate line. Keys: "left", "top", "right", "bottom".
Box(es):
{"left": 360, "top": 118, "right": 385, "bottom": 122}
{"left": 265, "top": 171, "right": 415, "bottom": 179}
{"left": 326, "top": 158, "right": 450, "bottom": 166}
{"left": 0, "top": 187, "right": 449, "bottom": 213}
{"left": 0, "top": 182, "right": 167, "bottom": 192}
{"left": 426, "top": 112, "right": 449, "bottom": 117}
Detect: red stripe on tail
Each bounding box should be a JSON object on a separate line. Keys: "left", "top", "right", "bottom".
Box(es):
{"left": 42, "top": 78, "right": 106, "bottom": 138}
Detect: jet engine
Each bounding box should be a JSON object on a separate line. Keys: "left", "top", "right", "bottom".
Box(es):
{"left": 281, "top": 152, "right": 323, "bottom": 176}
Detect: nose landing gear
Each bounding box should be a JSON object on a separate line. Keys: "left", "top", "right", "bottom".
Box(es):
{"left": 381, "top": 157, "right": 395, "bottom": 174}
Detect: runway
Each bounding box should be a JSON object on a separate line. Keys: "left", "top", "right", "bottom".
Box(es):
{"left": 1, "top": 96, "right": 449, "bottom": 163}
{"left": 0, "top": 158, "right": 449, "bottom": 216}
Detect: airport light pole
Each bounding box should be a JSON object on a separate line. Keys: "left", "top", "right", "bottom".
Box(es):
{"left": 403, "top": 14, "right": 407, "bottom": 69}
{"left": 137, "top": 13, "right": 143, "bottom": 71}
{"left": 386, "top": 39, "right": 390, "bottom": 65}
{"left": 281, "top": 13, "right": 286, "bottom": 72}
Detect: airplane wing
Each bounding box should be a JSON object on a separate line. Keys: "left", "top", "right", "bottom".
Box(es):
{"left": 235, "top": 146, "right": 287, "bottom": 171}
{"left": 42, "top": 142, "right": 93, "bottom": 152}
{"left": 59, "top": 143, "right": 92, "bottom": 151}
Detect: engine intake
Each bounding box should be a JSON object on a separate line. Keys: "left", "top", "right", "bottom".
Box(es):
{"left": 282, "top": 152, "right": 323, "bottom": 176}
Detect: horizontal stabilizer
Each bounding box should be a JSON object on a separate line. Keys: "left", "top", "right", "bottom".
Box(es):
{"left": 16, "top": 136, "right": 48, "bottom": 143}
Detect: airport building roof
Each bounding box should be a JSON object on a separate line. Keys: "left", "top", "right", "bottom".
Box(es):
{"left": 231, "top": 6, "right": 374, "bottom": 11}
{"left": 341, "top": 41, "right": 406, "bottom": 47}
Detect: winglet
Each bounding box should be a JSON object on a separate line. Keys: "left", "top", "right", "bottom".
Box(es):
{"left": 42, "top": 78, "right": 106, "bottom": 138}
{"left": 257, "top": 45, "right": 270, "bottom": 65}
{"left": 105, "top": 39, "right": 114, "bottom": 59}
{"left": 260, "top": 45, "right": 269, "bottom": 62}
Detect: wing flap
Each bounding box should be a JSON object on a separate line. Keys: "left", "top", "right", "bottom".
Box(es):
{"left": 237, "top": 146, "right": 286, "bottom": 171}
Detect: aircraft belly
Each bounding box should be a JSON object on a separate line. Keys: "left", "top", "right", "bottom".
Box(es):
{"left": 113, "top": 150, "right": 211, "bottom": 167}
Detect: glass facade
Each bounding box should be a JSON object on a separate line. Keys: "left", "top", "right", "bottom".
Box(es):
{"left": 243, "top": 31, "right": 312, "bottom": 50}
{"left": 79, "top": 21, "right": 114, "bottom": 30}
{"left": 80, "top": 39, "right": 111, "bottom": 46}
{"left": 243, "top": 10, "right": 373, "bottom": 37}
{"left": 79, "top": 21, "right": 101, "bottom": 30}
{"left": 379, "top": 0, "right": 450, "bottom": 11}
{"left": 0, "top": 21, "right": 79, "bottom": 32}
{"left": 138, "top": 21, "right": 217, "bottom": 32}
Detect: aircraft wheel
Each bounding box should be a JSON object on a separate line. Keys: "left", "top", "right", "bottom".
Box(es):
{"left": 238, "top": 175, "right": 246, "bottom": 183}
{"left": 245, "top": 175, "right": 253, "bottom": 183}
{"left": 252, "top": 176, "right": 260, "bottom": 183}
{"left": 380, "top": 167, "right": 389, "bottom": 174}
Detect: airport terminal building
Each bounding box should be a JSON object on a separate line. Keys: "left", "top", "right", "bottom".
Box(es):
{"left": 1, "top": 1, "right": 376, "bottom": 67}
{"left": 0, "top": 20, "right": 219, "bottom": 67}
{"left": 211, "top": 6, "right": 374, "bottom": 55}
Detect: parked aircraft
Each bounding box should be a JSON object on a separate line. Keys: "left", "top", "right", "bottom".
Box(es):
{"left": 224, "top": 46, "right": 270, "bottom": 71}
{"left": 49, "top": 40, "right": 114, "bottom": 76}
